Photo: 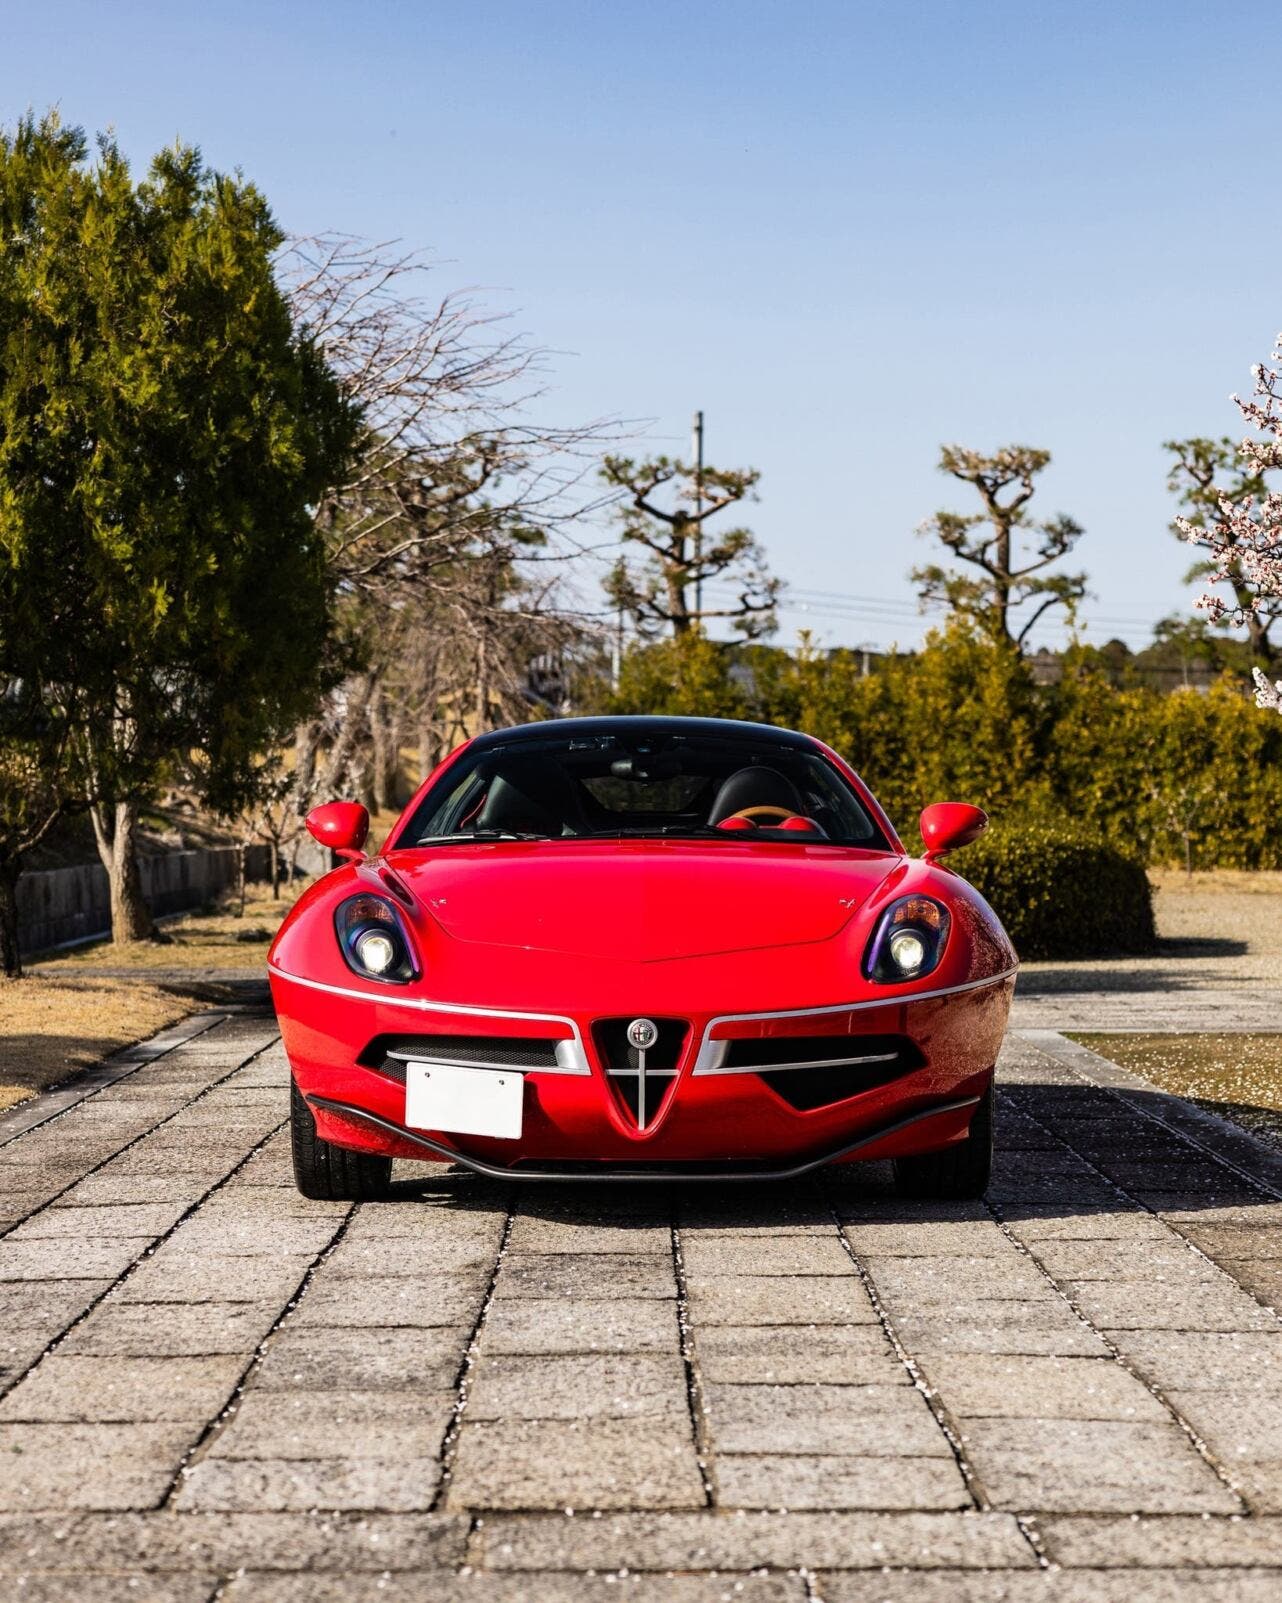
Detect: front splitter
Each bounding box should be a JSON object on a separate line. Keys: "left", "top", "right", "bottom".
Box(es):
{"left": 305, "top": 1092, "right": 981, "bottom": 1183}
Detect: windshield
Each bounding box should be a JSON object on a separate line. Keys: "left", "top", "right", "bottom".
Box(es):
{"left": 399, "top": 730, "right": 889, "bottom": 849}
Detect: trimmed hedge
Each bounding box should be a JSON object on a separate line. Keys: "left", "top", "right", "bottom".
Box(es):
{"left": 953, "top": 819, "right": 1156, "bottom": 961}
{"left": 606, "top": 628, "right": 1282, "bottom": 870}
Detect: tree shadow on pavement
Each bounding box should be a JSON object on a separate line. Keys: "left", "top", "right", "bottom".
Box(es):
{"left": 380, "top": 1076, "right": 1281, "bottom": 1226}
{"left": 1017, "top": 960, "right": 1247, "bottom": 996}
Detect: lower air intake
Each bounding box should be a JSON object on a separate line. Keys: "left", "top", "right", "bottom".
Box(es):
{"left": 745, "top": 1034, "right": 923, "bottom": 1111}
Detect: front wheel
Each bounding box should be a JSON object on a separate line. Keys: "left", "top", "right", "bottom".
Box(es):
{"left": 892, "top": 1085, "right": 993, "bottom": 1200}
{"left": 290, "top": 1079, "right": 393, "bottom": 1200}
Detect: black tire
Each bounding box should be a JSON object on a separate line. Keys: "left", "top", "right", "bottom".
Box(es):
{"left": 291, "top": 1079, "right": 393, "bottom": 1201}
{"left": 892, "top": 1084, "right": 993, "bottom": 1200}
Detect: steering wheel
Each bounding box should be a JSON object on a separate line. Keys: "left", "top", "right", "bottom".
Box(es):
{"left": 725, "top": 804, "right": 801, "bottom": 827}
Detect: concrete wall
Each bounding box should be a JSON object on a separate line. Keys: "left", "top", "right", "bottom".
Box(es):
{"left": 16, "top": 842, "right": 330, "bottom": 956}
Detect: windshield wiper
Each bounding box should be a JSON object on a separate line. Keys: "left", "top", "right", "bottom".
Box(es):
{"left": 417, "top": 829, "right": 551, "bottom": 844}
{"left": 591, "top": 825, "right": 734, "bottom": 839}
{"left": 589, "top": 824, "right": 838, "bottom": 842}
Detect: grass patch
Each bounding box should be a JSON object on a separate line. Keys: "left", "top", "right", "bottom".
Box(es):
{"left": 41, "top": 880, "right": 310, "bottom": 972}
{"left": 0, "top": 980, "right": 203, "bottom": 1113}
{"left": 1149, "top": 868, "right": 1282, "bottom": 897}
{"left": 1070, "top": 1032, "right": 1282, "bottom": 1152}
{"left": 0, "top": 880, "right": 309, "bottom": 1111}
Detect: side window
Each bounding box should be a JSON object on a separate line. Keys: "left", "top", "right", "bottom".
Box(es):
{"left": 803, "top": 757, "right": 876, "bottom": 841}
{"left": 430, "top": 773, "right": 487, "bottom": 838}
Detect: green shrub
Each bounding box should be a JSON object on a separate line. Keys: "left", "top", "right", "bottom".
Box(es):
{"left": 609, "top": 634, "right": 748, "bottom": 719}
{"left": 953, "top": 819, "right": 1156, "bottom": 961}
{"left": 606, "top": 626, "right": 1282, "bottom": 872}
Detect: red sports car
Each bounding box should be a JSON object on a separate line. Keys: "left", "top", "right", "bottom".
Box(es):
{"left": 269, "top": 716, "right": 1016, "bottom": 1200}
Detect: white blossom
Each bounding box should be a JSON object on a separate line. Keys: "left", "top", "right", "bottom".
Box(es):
{"left": 1254, "top": 666, "right": 1282, "bottom": 714}
{"left": 1180, "top": 334, "right": 1282, "bottom": 714}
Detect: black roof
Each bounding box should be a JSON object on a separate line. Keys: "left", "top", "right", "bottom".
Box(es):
{"left": 470, "top": 714, "right": 817, "bottom": 753}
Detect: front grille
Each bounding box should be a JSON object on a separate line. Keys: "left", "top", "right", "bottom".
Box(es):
{"left": 361, "top": 1033, "right": 565, "bottom": 1084}
{"left": 592, "top": 1017, "right": 688, "bottom": 1130}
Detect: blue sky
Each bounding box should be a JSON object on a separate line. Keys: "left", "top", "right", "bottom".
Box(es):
{"left": 4, "top": 0, "right": 1278, "bottom": 650}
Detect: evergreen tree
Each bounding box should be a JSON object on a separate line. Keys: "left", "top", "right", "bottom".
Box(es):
{"left": 0, "top": 113, "right": 356, "bottom": 944}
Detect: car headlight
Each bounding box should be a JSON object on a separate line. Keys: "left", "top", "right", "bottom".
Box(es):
{"left": 335, "top": 893, "right": 417, "bottom": 984}
{"left": 863, "top": 895, "right": 950, "bottom": 983}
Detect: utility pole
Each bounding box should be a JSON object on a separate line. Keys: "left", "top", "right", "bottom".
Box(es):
{"left": 691, "top": 410, "right": 704, "bottom": 628}
{"left": 611, "top": 600, "right": 624, "bottom": 692}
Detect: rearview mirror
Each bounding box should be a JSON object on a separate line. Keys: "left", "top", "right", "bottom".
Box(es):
{"left": 306, "top": 800, "right": 370, "bottom": 863}
{"left": 920, "top": 802, "right": 988, "bottom": 861}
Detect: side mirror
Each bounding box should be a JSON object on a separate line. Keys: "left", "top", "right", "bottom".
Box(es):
{"left": 306, "top": 800, "right": 370, "bottom": 863}
{"left": 920, "top": 802, "right": 988, "bottom": 862}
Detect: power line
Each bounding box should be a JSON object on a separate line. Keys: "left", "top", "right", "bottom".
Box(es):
{"left": 691, "top": 410, "right": 705, "bottom": 621}
{"left": 780, "top": 585, "right": 1162, "bottom": 630}
{"left": 695, "top": 591, "right": 1159, "bottom": 651}
{"left": 702, "top": 579, "right": 1164, "bottom": 637}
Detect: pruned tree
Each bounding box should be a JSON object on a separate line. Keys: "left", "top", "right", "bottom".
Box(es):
{"left": 601, "top": 454, "right": 780, "bottom": 639}
{"left": 1176, "top": 339, "right": 1282, "bottom": 716}
{"left": 912, "top": 446, "right": 1087, "bottom": 649}
{"left": 1165, "top": 436, "right": 1276, "bottom": 665}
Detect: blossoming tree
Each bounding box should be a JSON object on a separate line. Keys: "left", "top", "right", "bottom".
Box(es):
{"left": 1179, "top": 337, "right": 1282, "bottom": 714}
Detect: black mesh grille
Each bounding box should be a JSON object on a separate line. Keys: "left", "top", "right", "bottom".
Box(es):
{"left": 722, "top": 1032, "right": 917, "bottom": 1070}
{"left": 361, "top": 1033, "right": 564, "bottom": 1083}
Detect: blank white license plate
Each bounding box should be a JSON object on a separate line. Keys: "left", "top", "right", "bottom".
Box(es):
{"left": 404, "top": 1062, "right": 524, "bottom": 1141}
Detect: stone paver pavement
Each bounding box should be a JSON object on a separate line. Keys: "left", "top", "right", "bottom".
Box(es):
{"left": 2, "top": 1012, "right": 1282, "bottom": 1599}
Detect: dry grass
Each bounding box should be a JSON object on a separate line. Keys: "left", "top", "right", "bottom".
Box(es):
{"left": 0, "top": 880, "right": 310, "bottom": 1111}
{"left": 0, "top": 980, "right": 201, "bottom": 1113}
{"left": 368, "top": 811, "right": 402, "bottom": 852}
{"left": 1149, "top": 868, "right": 1282, "bottom": 898}
{"left": 1023, "top": 868, "right": 1282, "bottom": 992}
{"left": 1070, "top": 1032, "right": 1282, "bottom": 1153}
{"left": 44, "top": 880, "right": 311, "bottom": 972}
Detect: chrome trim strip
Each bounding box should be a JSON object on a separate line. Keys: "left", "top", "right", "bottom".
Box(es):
{"left": 389, "top": 1052, "right": 563, "bottom": 1076}
{"left": 306, "top": 1092, "right": 982, "bottom": 1184}
{"left": 554, "top": 1040, "right": 581, "bottom": 1074}
{"left": 690, "top": 966, "right": 1018, "bottom": 1076}
{"left": 701, "top": 1041, "right": 729, "bottom": 1075}
{"left": 268, "top": 965, "right": 590, "bottom": 1075}
{"left": 606, "top": 1054, "right": 679, "bottom": 1132}
{"left": 702, "top": 1050, "right": 900, "bottom": 1078}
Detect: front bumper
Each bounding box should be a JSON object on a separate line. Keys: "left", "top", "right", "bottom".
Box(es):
{"left": 271, "top": 966, "right": 1015, "bottom": 1174}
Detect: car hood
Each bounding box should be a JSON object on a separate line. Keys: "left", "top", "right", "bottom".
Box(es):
{"left": 383, "top": 840, "right": 902, "bottom": 962}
